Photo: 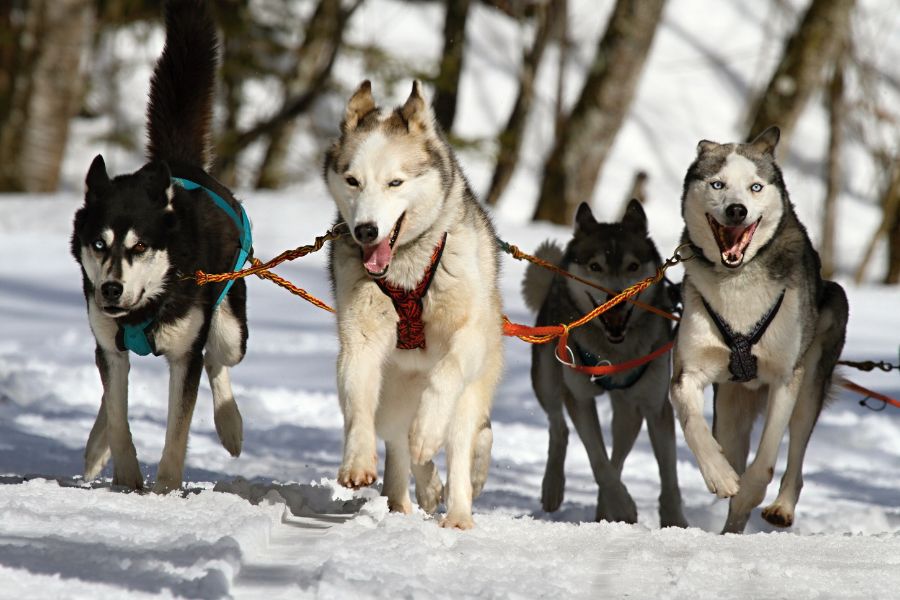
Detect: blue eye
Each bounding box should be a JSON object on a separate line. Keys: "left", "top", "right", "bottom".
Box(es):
{"left": 388, "top": 179, "right": 403, "bottom": 188}
{"left": 710, "top": 181, "right": 724, "bottom": 190}
{"left": 750, "top": 183, "right": 763, "bottom": 193}
{"left": 92, "top": 239, "right": 107, "bottom": 251}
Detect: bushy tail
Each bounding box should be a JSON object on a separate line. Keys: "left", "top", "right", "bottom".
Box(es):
{"left": 521, "top": 240, "right": 564, "bottom": 312}
{"left": 146, "top": 0, "right": 217, "bottom": 168}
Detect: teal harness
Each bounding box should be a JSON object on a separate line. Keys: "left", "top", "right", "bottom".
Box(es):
{"left": 574, "top": 343, "right": 649, "bottom": 391}
{"left": 119, "top": 177, "right": 252, "bottom": 356}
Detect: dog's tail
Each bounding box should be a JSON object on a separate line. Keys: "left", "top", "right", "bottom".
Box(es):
{"left": 146, "top": 0, "right": 217, "bottom": 169}
{"left": 522, "top": 240, "right": 564, "bottom": 312}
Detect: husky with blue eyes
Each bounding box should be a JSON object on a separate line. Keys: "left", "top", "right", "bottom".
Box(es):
{"left": 71, "top": 0, "right": 249, "bottom": 493}
{"left": 323, "top": 81, "right": 503, "bottom": 529}
{"left": 671, "top": 126, "right": 848, "bottom": 533}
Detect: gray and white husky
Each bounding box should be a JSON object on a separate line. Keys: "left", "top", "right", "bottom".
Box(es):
{"left": 523, "top": 200, "right": 687, "bottom": 527}
{"left": 671, "top": 126, "right": 848, "bottom": 533}
{"left": 324, "top": 81, "right": 503, "bottom": 529}
{"left": 71, "top": 0, "right": 247, "bottom": 493}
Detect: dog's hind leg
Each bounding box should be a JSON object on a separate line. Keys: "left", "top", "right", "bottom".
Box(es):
{"left": 471, "top": 420, "right": 493, "bottom": 498}
{"left": 712, "top": 383, "right": 759, "bottom": 476}
{"left": 564, "top": 394, "right": 637, "bottom": 524}
{"left": 204, "top": 358, "right": 242, "bottom": 457}
{"left": 763, "top": 283, "right": 848, "bottom": 528}
{"left": 412, "top": 461, "right": 443, "bottom": 515}
{"left": 153, "top": 350, "right": 204, "bottom": 494}
{"left": 532, "top": 346, "right": 568, "bottom": 512}
{"left": 644, "top": 397, "right": 688, "bottom": 528}
{"left": 610, "top": 395, "right": 643, "bottom": 476}
{"left": 96, "top": 346, "right": 143, "bottom": 490}
{"left": 383, "top": 441, "right": 413, "bottom": 514}
{"left": 204, "top": 302, "right": 245, "bottom": 457}
{"left": 83, "top": 390, "right": 111, "bottom": 481}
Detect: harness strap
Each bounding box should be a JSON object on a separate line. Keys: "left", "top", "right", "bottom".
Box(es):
{"left": 574, "top": 343, "right": 651, "bottom": 391}
{"left": 375, "top": 233, "right": 448, "bottom": 350}
{"left": 702, "top": 290, "right": 785, "bottom": 382}
{"left": 118, "top": 176, "right": 252, "bottom": 355}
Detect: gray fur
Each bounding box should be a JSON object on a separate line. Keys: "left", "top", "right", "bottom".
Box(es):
{"left": 523, "top": 201, "right": 687, "bottom": 527}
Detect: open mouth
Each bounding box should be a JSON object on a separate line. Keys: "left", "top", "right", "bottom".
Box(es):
{"left": 361, "top": 212, "right": 405, "bottom": 279}
{"left": 706, "top": 213, "right": 761, "bottom": 268}
{"left": 587, "top": 292, "right": 634, "bottom": 344}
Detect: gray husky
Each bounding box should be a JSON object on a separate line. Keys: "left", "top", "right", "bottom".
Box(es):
{"left": 671, "top": 126, "right": 848, "bottom": 533}
{"left": 523, "top": 200, "right": 687, "bottom": 526}
{"left": 324, "top": 81, "right": 503, "bottom": 529}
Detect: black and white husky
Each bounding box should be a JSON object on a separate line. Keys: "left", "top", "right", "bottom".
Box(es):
{"left": 671, "top": 126, "right": 848, "bottom": 533}
{"left": 71, "top": 0, "right": 250, "bottom": 493}
{"left": 523, "top": 200, "right": 687, "bottom": 526}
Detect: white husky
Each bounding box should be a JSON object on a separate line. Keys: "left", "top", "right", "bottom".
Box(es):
{"left": 324, "top": 81, "right": 503, "bottom": 529}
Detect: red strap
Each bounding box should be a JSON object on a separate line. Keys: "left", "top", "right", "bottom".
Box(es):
{"left": 838, "top": 377, "right": 900, "bottom": 410}
{"left": 555, "top": 336, "right": 674, "bottom": 377}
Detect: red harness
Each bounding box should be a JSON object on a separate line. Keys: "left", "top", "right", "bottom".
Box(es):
{"left": 375, "top": 233, "right": 448, "bottom": 350}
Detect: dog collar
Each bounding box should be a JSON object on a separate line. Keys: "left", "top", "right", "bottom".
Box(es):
{"left": 116, "top": 176, "right": 253, "bottom": 356}
{"left": 701, "top": 290, "right": 785, "bottom": 382}
{"left": 575, "top": 343, "right": 649, "bottom": 391}
{"left": 375, "top": 233, "right": 448, "bottom": 350}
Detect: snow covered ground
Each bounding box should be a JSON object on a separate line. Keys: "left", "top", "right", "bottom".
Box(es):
{"left": 2, "top": 0, "right": 900, "bottom": 597}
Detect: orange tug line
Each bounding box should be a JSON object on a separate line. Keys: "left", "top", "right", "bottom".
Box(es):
{"left": 189, "top": 225, "right": 899, "bottom": 409}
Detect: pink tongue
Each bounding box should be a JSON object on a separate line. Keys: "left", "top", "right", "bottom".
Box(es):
{"left": 363, "top": 237, "right": 393, "bottom": 274}
{"left": 722, "top": 226, "right": 747, "bottom": 254}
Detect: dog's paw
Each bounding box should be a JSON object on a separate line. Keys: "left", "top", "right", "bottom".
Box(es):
{"left": 337, "top": 455, "right": 377, "bottom": 489}
{"left": 151, "top": 478, "right": 180, "bottom": 495}
{"left": 112, "top": 462, "right": 144, "bottom": 491}
{"left": 761, "top": 502, "right": 794, "bottom": 528}
{"left": 414, "top": 468, "right": 444, "bottom": 515}
{"left": 408, "top": 419, "right": 444, "bottom": 465}
{"left": 694, "top": 441, "right": 740, "bottom": 498}
{"left": 541, "top": 469, "right": 565, "bottom": 513}
{"left": 214, "top": 402, "right": 243, "bottom": 457}
{"left": 596, "top": 481, "right": 638, "bottom": 524}
{"left": 440, "top": 512, "right": 475, "bottom": 530}
{"left": 387, "top": 497, "right": 412, "bottom": 514}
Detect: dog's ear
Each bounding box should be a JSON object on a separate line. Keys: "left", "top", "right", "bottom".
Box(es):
{"left": 400, "top": 80, "right": 433, "bottom": 134}
{"left": 574, "top": 202, "right": 597, "bottom": 232}
{"left": 85, "top": 154, "right": 110, "bottom": 198}
{"left": 696, "top": 140, "right": 719, "bottom": 155}
{"left": 748, "top": 125, "right": 780, "bottom": 156}
{"left": 137, "top": 160, "right": 172, "bottom": 205}
{"left": 342, "top": 80, "right": 376, "bottom": 132}
{"left": 622, "top": 199, "right": 647, "bottom": 234}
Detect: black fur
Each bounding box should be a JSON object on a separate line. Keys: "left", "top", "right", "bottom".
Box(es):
{"left": 70, "top": 0, "right": 248, "bottom": 490}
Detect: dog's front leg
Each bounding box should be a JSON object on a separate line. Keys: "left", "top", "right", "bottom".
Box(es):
{"left": 671, "top": 368, "right": 740, "bottom": 498}
{"left": 723, "top": 369, "right": 802, "bottom": 533}
{"left": 96, "top": 346, "right": 143, "bottom": 489}
{"left": 153, "top": 351, "right": 203, "bottom": 493}
{"left": 337, "top": 340, "right": 388, "bottom": 489}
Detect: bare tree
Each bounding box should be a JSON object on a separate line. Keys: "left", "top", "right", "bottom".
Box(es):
{"left": 745, "top": 0, "right": 855, "bottom": 146}
{"left": 853, "top": 152, "right": 900, "bottom": 284}
{"left": 485, "top": 0, "right": 558, "bottom": 206}
{"left": 255, "top": 0, "right": 361, "bottom": 188}
{"left": 432, "top": 0, "right": 472, "bottom": 133}
{"left": 0, "top": 0, "right": 95, "bottom": 192}
{"left": 532, "top": 0, "right": 667, "bottom": 224}
{"left": 820, "top": 50, "right": 845, "bottom": 279}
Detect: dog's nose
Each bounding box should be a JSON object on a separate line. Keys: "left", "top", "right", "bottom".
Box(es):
{"left": 354, "top": 223, "right": 379, "bottom": 245}
{"left": 101, "top": 281, "right": 124, "bottom": 302}
{"left": 725, "top": 203, "right": 748, "bottom": 224}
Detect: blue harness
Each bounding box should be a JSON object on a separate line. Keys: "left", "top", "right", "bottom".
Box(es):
{"left": 575, "top": 344, "right": 650, "bottom": 391}
{"left": 119, "top": 177, "right": 252, "bottom": 356}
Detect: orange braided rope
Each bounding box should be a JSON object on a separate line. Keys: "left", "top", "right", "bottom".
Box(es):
{"left": 499, "top": 240, "right": 680, "bottom": 323}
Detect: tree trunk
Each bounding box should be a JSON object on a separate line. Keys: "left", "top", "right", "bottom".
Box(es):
{"left": 432, "top": 0, "right": 471, "bottom": 133}
{"left": 745, "top": 0, "right": 855, "bottom": 147}
{"left": 0, "top": 0, "right": 95, "bottom": 192}
{"left": 883, "top": 159, "right": 900, "bottom": 284}
{"left": 820, "top": 52, "right": 845, "bottom": 279}
{"left": 255, "top": 0, "right": 356, "bottom": 189}
{"left": 532, "top": 0, "right": 667, "bottom": 224}
{"left": 485, "top": 0, "right": 556, "bottom": 206}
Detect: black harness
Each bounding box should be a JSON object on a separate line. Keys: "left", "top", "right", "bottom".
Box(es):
{"left": 701, "top": 290, "right": 785, "bottom": 382}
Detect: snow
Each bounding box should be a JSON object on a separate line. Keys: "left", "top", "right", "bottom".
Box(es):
{"left": 2, "top": 0, "right": 900, "bottom": 597}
